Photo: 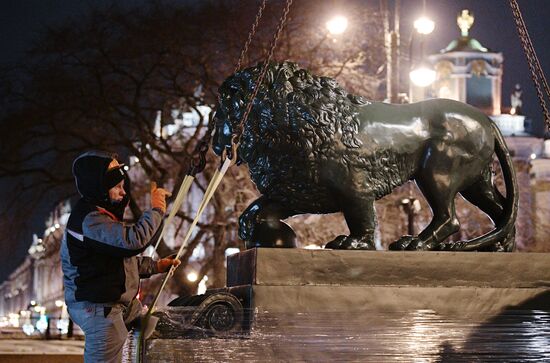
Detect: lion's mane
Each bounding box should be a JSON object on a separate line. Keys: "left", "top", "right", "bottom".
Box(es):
{"left": 217, "top": 62, "right": 409, "bottom": 209}
{"left": 224, "top": 61, "right": 370, "bottom": 154}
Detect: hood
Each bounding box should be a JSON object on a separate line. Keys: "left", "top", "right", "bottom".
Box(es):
{"left": 72, "top": 150, "right": 130, "bottom": 218}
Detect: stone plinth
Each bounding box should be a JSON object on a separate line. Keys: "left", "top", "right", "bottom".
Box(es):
{"left": 145, "top": 250, "right": 550, "bottom": 361}
{"left": 227, "top": 249, "right": 550, "bottom": 315}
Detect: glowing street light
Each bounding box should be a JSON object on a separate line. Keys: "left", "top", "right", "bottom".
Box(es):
{"left": 326, "top": 15, "right": 348, "bottom": 35}
{"left": 408, "top": 1, "right": 436, "bottom": 100}
{"left": 198, "top": 275, "right": 209, "bottom": 295}
{"left": 186, "top": 271, "right": 198, "bottom": 282}
{"left": 409, "top": 66, "right": 436, "bottom": 87}
{"left": 36, "top": 315, "right": 48, "bottom": 333}
{"left": 413, "top": 16, "right": 435, "bottom": 35}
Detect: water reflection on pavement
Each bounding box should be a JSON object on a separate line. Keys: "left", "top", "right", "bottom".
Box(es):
{"left": 146, "top": 308, "right": 550, "bottom": 362}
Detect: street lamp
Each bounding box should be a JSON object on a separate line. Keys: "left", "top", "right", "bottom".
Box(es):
{"left": 409, "top": 0, "right": 436, "bottom": 91}
{"left": 326, "top": 15, "right": 348, "bottom": 35}
{"left": 186, "top": 271, "right": 198, "bottom": 282}
{"left": 400, "top": 197, "right": 421, "bottom": 235}
{"left": 409, "top": 14, "right": 435, "bottom": 88}
{"left": 409, "top": 3, "right": 435, "bottom": 95}
{"left": 409, "top": 65, "right": 436, "bottom": 87}
{"left": 413, "top": 16, "right": 435, "bottom": 35}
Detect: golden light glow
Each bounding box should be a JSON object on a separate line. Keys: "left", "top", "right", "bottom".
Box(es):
{"left": 187, "top": 272, "right": 198, "bottom": 282}
{"left": 326, "top": 15, "right": 348, "bottom": 35}
{"left": 410, "top": 67, "right": 436, "bottom": 87}
{"left": 414, "top": 16, "right": 435, "bottom": 35}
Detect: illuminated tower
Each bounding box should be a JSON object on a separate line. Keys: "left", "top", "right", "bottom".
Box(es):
{"left": 428, "top": 10, "right": 503, "bottom": 115}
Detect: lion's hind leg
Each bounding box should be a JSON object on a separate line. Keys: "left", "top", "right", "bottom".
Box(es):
{"left": 390, "top": 142, "right": 471, "bottom": 251}
{"left": 389, "top": 183, "right": 461, "bottom": 251}
{"left": 461, "top": 167, "right": 505, "bottom": 225}
{"left": 408, "top": 180, "right": 461, "bottom": 251}
{"left": 448, "top": 168, "right": 515, "bottom": 251}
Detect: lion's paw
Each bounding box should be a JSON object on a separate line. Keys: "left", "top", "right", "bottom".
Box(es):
{"left": 437, "top": 241, "right": 468, "bottom": 251}
{"left": 389, "top": 236, "right": 415, "bottom": 250}
{"left": 324, "top": 235, "right": 375, "bottom": 250}
{"left": 324, "top": 235, "right": 347, "bottom": 249}
{"left": 390, "top": 236, "right": 434, "bottom": 251}
{"left": 405, "top": 240, "right": 432, "bottom": 251}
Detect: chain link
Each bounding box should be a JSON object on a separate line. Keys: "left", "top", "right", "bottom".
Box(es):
{"left": 234, "top": 0, "right": 268, "bottom": 73}
{"left": 188, "top": 1, "right": 270, "bottom": 175}
{"left": 511, "top": 1, "right": 550, "bottom": 100}
{"left": 233, "top": 0, "right": 294, "bottom": 149}
{"left": 189, "top": 111, "right": 216, "bottom": 176}
{"left": 509, "top": 0, "right": 550, "bottom": 132}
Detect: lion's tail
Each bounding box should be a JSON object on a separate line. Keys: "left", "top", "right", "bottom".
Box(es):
{"left": 460, "top": 122, "right": 519, "bottom": 251}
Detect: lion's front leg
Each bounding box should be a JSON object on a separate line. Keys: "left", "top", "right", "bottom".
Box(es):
{"left": 239, "top": 196, "right": 297, "bottom": 249}
{"left": 325, "top": 196, "right": 376, "bottom": 250}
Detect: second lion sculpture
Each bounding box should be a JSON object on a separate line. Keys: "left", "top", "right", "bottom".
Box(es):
{"left": 212, "top": 62, "right": 518, "bottom": 251}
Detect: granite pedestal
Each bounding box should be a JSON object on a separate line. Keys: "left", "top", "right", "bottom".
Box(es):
{"left": 227, "top": 249, "right": 550, "bottom": 315}
{"left": 146, "top": 250, "right": 550, "bottom": 362}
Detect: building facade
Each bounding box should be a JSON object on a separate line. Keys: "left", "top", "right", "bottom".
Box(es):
{"left": 0, "top": 204, "right": 68, "bottom": 328}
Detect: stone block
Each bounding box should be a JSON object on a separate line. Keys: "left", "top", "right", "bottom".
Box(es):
{"left": 227, "top": 249, "right": 550, "bottom": 314}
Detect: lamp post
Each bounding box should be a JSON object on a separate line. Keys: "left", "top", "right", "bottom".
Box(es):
{"left": 408, "top": 2, "right": 435, "bottom": 101}
{"left": 326, "top": 2, "right": 401, "bottom": 103}
{"left": 325, "top": 3, "right": 434, "bottom": 101}
{"left": 400, "top": 197, "right": 421, "bottom": 236}
{"left": 380, "top": 0, "right": 401, "bottom": 103}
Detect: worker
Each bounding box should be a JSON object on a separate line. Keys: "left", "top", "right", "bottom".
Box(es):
{"left": 60, "top": 150, "right": 179, "bottom": 362}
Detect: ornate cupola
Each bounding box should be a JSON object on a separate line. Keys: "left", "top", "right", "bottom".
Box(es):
{"left": 428, "top": 10, "right": 503, "bottom": 115}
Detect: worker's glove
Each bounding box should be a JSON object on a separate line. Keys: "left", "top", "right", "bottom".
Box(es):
{"left": 150, "top": 182, "right": 172, "bottom": 214}
{"left": 157, "top": 254, "right": 181, "bottom": 273}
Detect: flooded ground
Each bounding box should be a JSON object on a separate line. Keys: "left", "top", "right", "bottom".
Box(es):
{"left": 144, "top": 308, "right": 550, "bottom": 362}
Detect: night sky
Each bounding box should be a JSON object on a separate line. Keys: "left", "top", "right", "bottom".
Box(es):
{"left": 2, "top": 0, "right": 549, "bottom": 124}
{"left": 1, "top": 0, "right": 549, "bottom": 280}
{"left": 399, "top": 0, "right": 550, "bottom": 135}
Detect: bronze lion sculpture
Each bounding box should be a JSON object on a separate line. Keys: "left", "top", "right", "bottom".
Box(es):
{"left": 212, "top": 61, "right": 518, "bottom": 251}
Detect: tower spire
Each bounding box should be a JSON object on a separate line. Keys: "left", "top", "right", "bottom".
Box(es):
{"left": 457, "top": 9, "right": 474, "bottom": 37}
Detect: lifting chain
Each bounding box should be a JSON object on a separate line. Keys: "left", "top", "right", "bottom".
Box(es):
{"left": 234, "top": 0, "right": 268, "bottom": 73}
{"left": 189, "top": 111, "right": 216, "bottom": 176}
{"left": 232, "top": 0, "right": 294, "bottom": 150}
{"left": 188, "top": 0, "right": 269, "bottom": 176}
{"left": 509, "top": 0, "right": 550, "bottom": 132}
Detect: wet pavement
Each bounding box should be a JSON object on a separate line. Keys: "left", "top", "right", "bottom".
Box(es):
{"left": 0, "top": 338, "right": 84, "bottom": 354}
{"left": 146, "top": 309, "right": 550, "bottom": 362}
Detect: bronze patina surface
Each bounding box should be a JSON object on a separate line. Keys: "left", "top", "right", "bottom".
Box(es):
{"left": 213, "top": 62, "right": 518, "bottom": 251}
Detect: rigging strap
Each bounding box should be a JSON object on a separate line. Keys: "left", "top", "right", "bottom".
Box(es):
{"left": 137, "top": 157, "right": 233, "bottom": 362}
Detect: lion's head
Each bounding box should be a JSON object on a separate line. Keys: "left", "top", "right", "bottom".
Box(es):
{"left": 212, "top": 62, "right": 370, "bottom": 168}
